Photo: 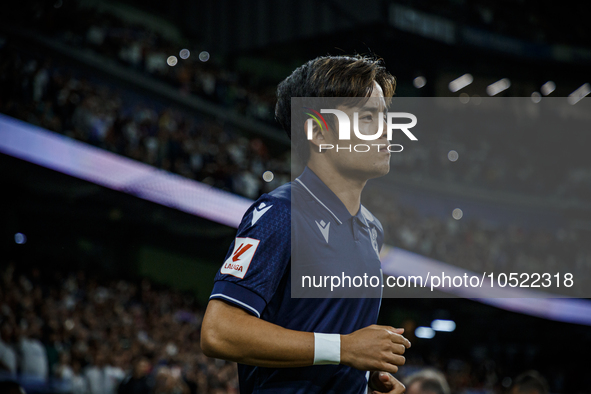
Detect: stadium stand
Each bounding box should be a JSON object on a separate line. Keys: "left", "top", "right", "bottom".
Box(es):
{"left": 0, "top": 262, "right": 239, "bottom": 394}
{"left": 0, "top": 44, "right": 291, "bottom": 200}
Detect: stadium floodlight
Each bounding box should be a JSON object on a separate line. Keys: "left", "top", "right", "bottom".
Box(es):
{"left": 415, "top": 326, "right": 435, "bottom": 339}
{"left": 486, "top": 78, "right": 511, "bottom": 96}
{"left": 567, "top": 83, "right": 590, "bottom": 105}
{"left": 448, "top": 73, "right": 473, "bottom": 92}
{"left": 541, "top": 81, "right": 556, "bottom": 96}
{"left": 431, "top": 319, "right": 456, "bottom": 332}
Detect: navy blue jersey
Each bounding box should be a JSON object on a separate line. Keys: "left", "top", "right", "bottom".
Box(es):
{"left": 210, "top": 166, "right": 384, "bottom": 394}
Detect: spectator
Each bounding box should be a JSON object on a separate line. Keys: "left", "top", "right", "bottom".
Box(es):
{"left": 0, "top": 322, "right": 17, "bottom": 377}
{"left": 85, "top": 350, "right": 110, "bottom": 394}
{"left": 17, "top": 321, "right": 48, "bottom": 380}
{"left": 71, "top": 360, "right": 90, "bottom": 394}
{"left": 404, "top": 368, "right": 451, "bottom": 394}
{"left": 105, "top": 353, "right": 126, "bottom": 394}
{"left": 117, "top": 357, "right": 151, "bottom": 394}
{"left": 153, "top": 366, "right": 189, "bottom": 394}
{"left": 510, "top": 370, "right": 549, "bottom": 394}
{"left": 54, "top": 352, "right": 74, "bottom": 382}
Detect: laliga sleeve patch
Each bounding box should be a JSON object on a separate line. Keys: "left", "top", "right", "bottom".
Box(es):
{"left": 221, "top": 237, "right": 260, "bottom": 279}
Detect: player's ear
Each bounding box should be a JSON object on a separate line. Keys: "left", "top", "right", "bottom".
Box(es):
{"left": 303, "top": 119, "right": 330, "bottom": 154}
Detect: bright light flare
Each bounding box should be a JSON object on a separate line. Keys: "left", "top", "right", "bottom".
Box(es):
{"left": 448, "top": 73, "right": 473, "bottom": 92}
{"left": 486, "top": 78, "right": 511, "bottom": 96}
{"left": 199, "top": 51, "right": 210, "bottom": 62}
{"left": 541, "top": 81, "right": 555, "bottom": 96}
{"left": 415, "top": 327, "right": 435, "bottom": 339}
{"left": 413, "top": 76, "right": 426, "bottom": 89}
{"left": 14, "top": 233, "right": 27, "bottom": 244}
{"left": 263, "top": 171, "right": 274, "bottom": 182}
{"left": 567, "top": 83, "right": 590, "bottom": 105}
{"left": 448, "top": 150, "right": 459, "bottom": 162}
{"left": 179, "top": 49, "right": 190, "bottom": 59}
{"left": 167, "top": 56, "right": 178, "bottom": 66}
{"left": 431, "top": 319, "right": 456, "bottom": 332}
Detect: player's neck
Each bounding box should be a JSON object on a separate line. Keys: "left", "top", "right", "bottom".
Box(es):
{"left": 307, "top": 162, "right": 365, "bottom": 216}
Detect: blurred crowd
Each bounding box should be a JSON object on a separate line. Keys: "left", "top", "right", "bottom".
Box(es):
{"left": 9, "top": 0, "right": 277, "bottom": 125}
{"left": 2, "top": 40, "right": 591, "bottom": 202}
{"left": 0, "top": 262, "right": 238, "bottom": 394}
{"left": 0, "top": 45, "right": 291, "bottom": 199}
{"left": 389, "top": 117, "right": 591, "bottom": 200}
{"left": 0, "top": 263, "right": 557, "bottom": 394}
{"left": 2, "top": 40, "right": 591, "bottom": 291}
{"left": 365, "top": 190, "right": 591, "bottom": 295}
{"left": 396, "top": 0, "right": 590, "bottom": 46}
{"left": 3, "top": 0, "right": 590, "bottom": 201}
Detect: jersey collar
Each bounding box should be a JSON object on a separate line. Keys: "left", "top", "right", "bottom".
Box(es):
{"left": 295, "top": 166, "right": 370, "bottom": 227}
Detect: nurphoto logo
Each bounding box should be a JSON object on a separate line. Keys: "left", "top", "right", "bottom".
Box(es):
{"left": 303, "top": 107, "right": 418, "bottom": 153}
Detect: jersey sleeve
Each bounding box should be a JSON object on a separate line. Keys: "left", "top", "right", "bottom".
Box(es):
{"left": 209, "top": 194, "right": 291, "bottom": 318}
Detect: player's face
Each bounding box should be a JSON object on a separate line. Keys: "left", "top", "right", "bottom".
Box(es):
{"left": 323, "top": 81, "right": 390, "bottom": 181}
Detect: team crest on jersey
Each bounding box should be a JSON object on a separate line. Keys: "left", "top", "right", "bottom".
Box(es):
{"left": 221, "top": 237, "right": 260, "bottom": 279}
{"left": 370, "top": 227, "right": 380, "bottom": 258}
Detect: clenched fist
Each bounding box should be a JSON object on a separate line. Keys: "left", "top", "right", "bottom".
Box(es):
{"left": 340, "top": 325, "right": 411, "bottom": 375}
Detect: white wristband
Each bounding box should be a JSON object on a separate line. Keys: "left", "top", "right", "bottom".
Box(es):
{"left": 313, "top": 333, "right": 341, "bottom": 365}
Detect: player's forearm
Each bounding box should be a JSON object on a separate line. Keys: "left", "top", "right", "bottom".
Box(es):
{"left": 201, "top": 299, "right": 314, "bottom": 367}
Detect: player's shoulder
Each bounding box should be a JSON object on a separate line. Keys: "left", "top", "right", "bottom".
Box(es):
{"left": 238, "top": 182, "right": 292, "bottom": 231}
{"left": 267, "top": 181, "right": 292, "bottom": 203}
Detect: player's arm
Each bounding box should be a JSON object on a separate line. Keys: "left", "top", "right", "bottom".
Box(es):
{"left": 200, "top": 298, "right": 410, "bottom": 373}
{"left": 201, "top": 299, "right": 313, "bottom": 367}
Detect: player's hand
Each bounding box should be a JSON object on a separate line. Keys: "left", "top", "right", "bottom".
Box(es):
{"left": 369, "top": 371, "right": 405, "bottom": 394}
{"left": 340, "top": 325, "right": 410, "bottom": 375}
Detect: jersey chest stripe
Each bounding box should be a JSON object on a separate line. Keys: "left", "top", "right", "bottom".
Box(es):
{"left": 295, "top": 179, "right": 343, "bottom": 225}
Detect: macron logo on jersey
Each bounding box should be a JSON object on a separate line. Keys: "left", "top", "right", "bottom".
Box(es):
{"left": 221, "top": 237, "right": 260, "bottom": 279}
{"left": 252, "top": 202, "right": 273, "bottom": 226}
{"left": 315, "top": 219, "right": 330, "bottom": 243}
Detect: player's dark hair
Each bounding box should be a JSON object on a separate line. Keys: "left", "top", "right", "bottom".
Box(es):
{"left": 275, "top": 54, "right": 396, "bottom": 163}
{"left": 403, "top": 368, "right": 450, "bottom": 394}
{"left": 512, "top": 370, "right": 549, "bottom": 394}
